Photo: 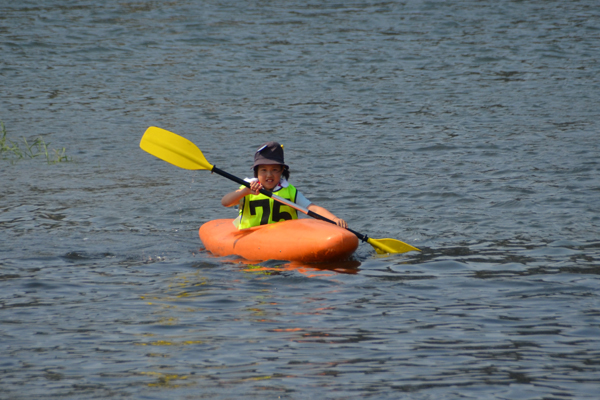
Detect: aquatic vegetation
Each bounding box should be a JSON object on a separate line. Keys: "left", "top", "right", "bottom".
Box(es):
{"left": 0, "top": 120, "right": 72, "bottom": 164}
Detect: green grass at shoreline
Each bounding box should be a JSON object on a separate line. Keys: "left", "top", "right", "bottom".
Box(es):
{"left": 1, "top": 121, "right": 72, "bottom": 164}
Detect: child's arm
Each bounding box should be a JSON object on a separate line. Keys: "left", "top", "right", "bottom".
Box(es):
{"left": 221, "top": 181, "right": 262, "bottom": 207}
{"left": 308, "top": 204, "right": 348, "bottom": 229}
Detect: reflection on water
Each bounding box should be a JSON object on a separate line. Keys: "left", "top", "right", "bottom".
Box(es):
{"left": 241, "top": 259, "right": 362, "bottom": 277}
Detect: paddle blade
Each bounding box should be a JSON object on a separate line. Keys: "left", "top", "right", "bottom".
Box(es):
{"left": 140, "top": 126, "right": 214, "bottom": 171}
{"left": 368, "top": 237, "right": 421, "bottom": 254}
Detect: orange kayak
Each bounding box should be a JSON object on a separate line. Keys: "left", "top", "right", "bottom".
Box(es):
{"left": 199, "top": 219, "right": 359, "bottom": 263}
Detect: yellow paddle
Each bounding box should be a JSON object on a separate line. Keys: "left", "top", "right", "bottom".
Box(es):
{"left": 140, "top": 126, "right": 420, "bottom": 254}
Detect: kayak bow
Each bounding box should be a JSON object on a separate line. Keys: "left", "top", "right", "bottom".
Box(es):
{"left": 200, "top": 219, "right": 359, "bottom": 263}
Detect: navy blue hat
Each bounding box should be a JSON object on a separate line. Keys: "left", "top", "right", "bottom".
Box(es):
{"left": 252, "top": 141, "right": 288, "bottom": 169}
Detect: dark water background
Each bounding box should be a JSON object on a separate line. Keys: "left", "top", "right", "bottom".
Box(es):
{"left": 1, "top": 1, "right": 599, "bottom": 399}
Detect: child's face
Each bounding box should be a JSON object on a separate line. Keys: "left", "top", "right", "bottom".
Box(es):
{"left": 256, "top": 164, "right": 283, "bottom": 190}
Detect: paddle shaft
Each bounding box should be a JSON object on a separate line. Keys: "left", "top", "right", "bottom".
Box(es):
{"left": 211, "top": 166, "right": 370, "bottom": 242}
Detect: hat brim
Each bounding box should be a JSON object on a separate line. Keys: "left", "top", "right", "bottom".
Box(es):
{"left": 251, "top": 160, "right": 289, "bottom": 169}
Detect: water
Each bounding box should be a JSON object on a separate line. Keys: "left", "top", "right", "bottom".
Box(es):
{"left": 1, "top": 1, "right": 599, "bottom": 398}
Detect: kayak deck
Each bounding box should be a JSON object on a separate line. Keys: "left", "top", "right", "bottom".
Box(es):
{"left": 199, "top": 219, "right": 359, "bottom": 263}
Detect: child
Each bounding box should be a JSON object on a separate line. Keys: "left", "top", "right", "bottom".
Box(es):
{"left": 221, "top": 141, "right": 348, "bottom": 230}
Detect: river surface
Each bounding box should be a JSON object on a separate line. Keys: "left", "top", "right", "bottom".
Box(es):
{"left": 1, "top": 1, "right": 599, "bottom": 399}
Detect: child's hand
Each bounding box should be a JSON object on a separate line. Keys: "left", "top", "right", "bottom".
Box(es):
{"left": 334, "top": 218, "right": 348, "bottom": 229}
{"left": 247, "top": 180, "right": 263, "bottom": 195}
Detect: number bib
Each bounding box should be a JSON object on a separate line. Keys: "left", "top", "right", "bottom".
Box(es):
{"left": 238, "top": 184, "right": 298, "bottom": 229}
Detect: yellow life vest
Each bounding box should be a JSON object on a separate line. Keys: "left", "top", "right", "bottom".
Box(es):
{"left": 238, "top": 184, "right": 298, "bottom": 229}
